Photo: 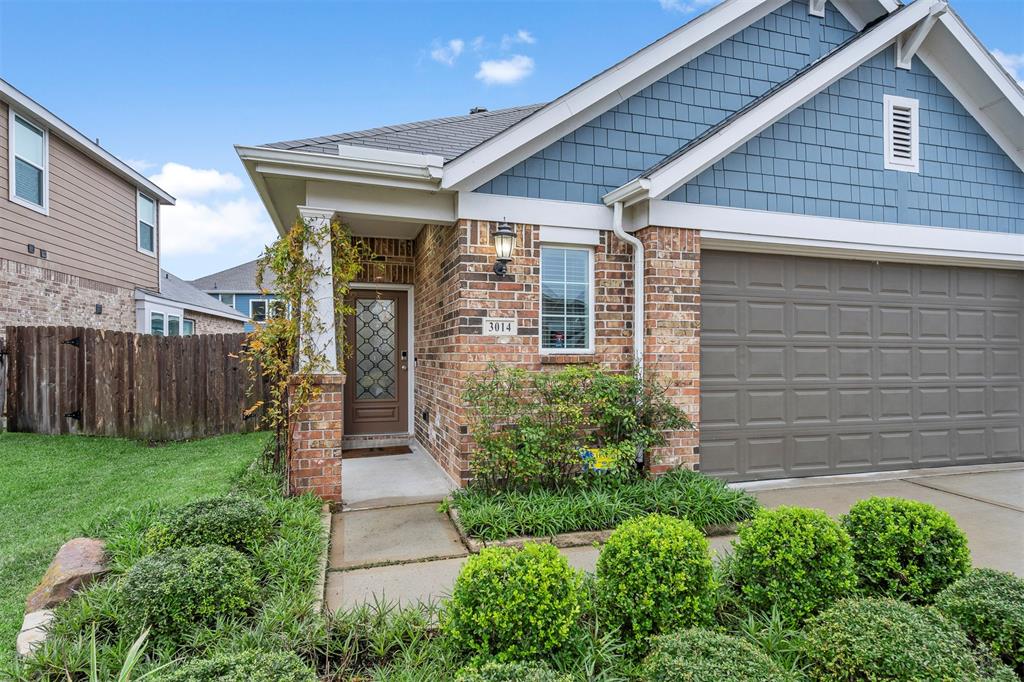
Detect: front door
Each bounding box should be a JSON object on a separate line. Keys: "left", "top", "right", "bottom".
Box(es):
{"left": 344, "top": 289, "right": 409, "bottom": 435}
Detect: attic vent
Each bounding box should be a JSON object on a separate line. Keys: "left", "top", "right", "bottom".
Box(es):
{"left": 469, "top": 106, "right": 488, "bottom": 114}
{"left": 883, "top": 94, "right": 919, "bottom": 173}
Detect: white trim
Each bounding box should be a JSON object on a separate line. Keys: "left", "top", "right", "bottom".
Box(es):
{"left": 538, "top": 244, "right": 596, "bottom": 354}
{"left": 1, "top": 79, "right": 174, "bottom": 204}
{"left": 883, "top": 94, "right": 920, "bottom": 172}
{"left": 249, "top": 298, "right": 269, "bottom": 322}
{"left": 182, "top": 318, "right": 196, "bottom": 336}
{"left": 237, "top": 145, "right": 443, "bottom": 189}
{"left": 440, "top": 0, "right": 789, "bottom": 191}
{"left": 136, "top": 191, "right": 158, "bottom": 257}
{"left": 349, "top": 282, "right": 415, "bottom": 436}
{"left": 457, "top": 191, "right": 612, "bottom": 230}
{"left": 647, "top": 201, "right": 1024, "bottom": 268}
{"left": 134, "top": 290, "right": 249, "bottom": 322}
{"left": 539, "top": 225, "right": 601, "bottom": 246}
{"left": 8, "top": 108, "right": 49, "bottom": 215}
{"left": 808, "top": 0, "right": 826, "bottom": 18}
{"left": 895, "top": 1, "right": 946, "bottom": 70}
{"left": 622, "top": 0, "right": 942, "bottom": 202}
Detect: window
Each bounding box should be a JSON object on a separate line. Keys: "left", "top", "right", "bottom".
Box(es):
{"left": 884, "top": 95, "right": 919, "bottom": 173}
{"left": 250, "top": 299, "right": 268, "bottom": 322}
{"left": 167, "top": 315, "right": 180, "bottom": 336}
{"left": 183, "top": 319, "right": 195, "bottom": 336}
{"left": 215, "top": 293, "right": 235, "bottom": 308}
{"left": 269, "top": 299, "right": 288, "bottom": 319}
{"left": 540, "top": 246, "right": 593, "bottom": 352}
{"left": 137, "top": 192, "right": 157, "bottom": 255}
{"left": 10, "top": 111, "right": 47, "bottom": 212}
{"left": 150, "top": 312, "right": 165, "bottom": 336}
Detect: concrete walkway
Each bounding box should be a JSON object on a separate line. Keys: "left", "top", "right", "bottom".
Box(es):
{"left": 342, "top": 442, "right": 458, "bottom": 511}
{"left": 325, "top": 463, "right": 1024, "bottom": 612}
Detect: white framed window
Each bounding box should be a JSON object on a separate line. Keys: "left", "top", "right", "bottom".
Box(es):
{"left": 150, "top": 312, "right": 165, "bottom": 336}
{"left": 149, "top": 311, "right": 184, "bottom": 336}
{"left": 883, "top": 94, "right": 919, "bottom": 173}
{"left": 215, "top": 293, "right": 235, "bottom": 308}
{"left": 9, "top": 109, "right": 48, "bottom": 214}
{"left": 137, "top": 192, "right": 157, "bottom": 256}
{"left": 250, "top": 299, "right": 268, "bottom": 322}
{"left": 182, "top": 318, "right": 195, "bottom": 336}
{"left": 269, "top": 299, "right": 289, "bottom": 319}
{"left": 540, "top": 245, "right": 594, "bottom": 353}
{"left": 167, "top": 315, "right": 180, "bottom": 336}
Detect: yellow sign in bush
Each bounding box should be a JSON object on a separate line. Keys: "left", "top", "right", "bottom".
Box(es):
{"left": 580, "top": 447, "right": 613, "bottom": 471}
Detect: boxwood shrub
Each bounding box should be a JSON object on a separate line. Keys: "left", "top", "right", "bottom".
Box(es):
{"left": 596, "top": 514, "right": 714, "bottom": 651}
{"left": 144, "top": 496, "right": 274, "bottom": 552}
{"left": 935, "top": 568, "right": 1024, "bottom": 675}
{"left": 455, "top": 661, "right": 569, "bottom": 682}
{"left": 803, "top": 597, "right": 1003, "bottom": 681}
{"left": 441, "top": 542, "right": 582, "bottom": 661}
{"left": 120, "top": 545, "right": 258, "bottom": 641}
{"left": 639, "top": 628, "right": 790, "bottom": 681}
{"left": 158, "top": 649, "right": 317, "bottom": 682}
{"left": 729, "top": 506, "right": 856, "bottom": 623}
{"left": 842, "top": 496, "right": 970, "bottom": 601}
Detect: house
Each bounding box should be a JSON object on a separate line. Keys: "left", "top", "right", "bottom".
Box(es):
{"left": 0, "top": 78, "right": 176, "bottom": 340}
{"left": 237, "top": 0, "right": 1024, "bottom": 500}
{"left": 135, "top": 269, "right": 248, "bottom": 336}
{"left": 189, "top": 259, "right": 281, "bottom": 332}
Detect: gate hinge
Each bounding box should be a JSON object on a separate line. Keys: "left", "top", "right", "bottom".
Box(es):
{"left": 62, "top": 337, "right": 81, "bottom": 348}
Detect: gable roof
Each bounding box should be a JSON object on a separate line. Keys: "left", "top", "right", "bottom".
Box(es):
{"left": 150, "top": 270, "right": 249, "bottom": 321}
{"left": 264, "top": 104, "right": 545, "bottom": 162}
{"left": 190, "top": 259, "right": 276, "bottom": 295}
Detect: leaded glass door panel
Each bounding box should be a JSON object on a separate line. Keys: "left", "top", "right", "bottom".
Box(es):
{"left": 344, "top": 290, "right": 408, "bottom": 435}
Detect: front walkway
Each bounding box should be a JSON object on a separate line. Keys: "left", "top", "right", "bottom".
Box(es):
{"left": 324, "top": 462, "right": 1024, "bottom": 612}
{"left": 341, "top": 441, "right": 458, "bottom": 511}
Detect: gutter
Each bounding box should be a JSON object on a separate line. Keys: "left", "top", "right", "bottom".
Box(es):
{"left": 610, "top": 201, "right": 644, "bottom": 376}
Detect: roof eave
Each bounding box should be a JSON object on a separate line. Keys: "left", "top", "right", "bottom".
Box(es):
{"left": 134, "top": 290, "right": 250, "bottom": 322}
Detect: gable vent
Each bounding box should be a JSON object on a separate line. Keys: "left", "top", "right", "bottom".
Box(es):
{"left": 884, "top": 94, "right": 920, "bottom": 172}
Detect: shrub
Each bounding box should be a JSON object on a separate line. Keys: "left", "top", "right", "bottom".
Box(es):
{"left": 159, "top": 649, "right": 317, "bottom": 682}
{"left": 935, "top": 568, "right": 1024, "bottom": 675}
{"left": 120, "top": 545, "right": 258, "bottom": 641}
{"left": 455, "top": 660, "right": 569, "bottom": 682}
{"left": 596, "top": 514, "right": 714, "bottom": 651}
{"left": 639, "top": 628, "right": 791, "bottom": 681}
{"left": 841, "top": 496, "right": 970, "bottom": 601}
{"left": 441, "top": 542, "right": 582, "bottom": 660}
{"left": 729, "top": 506, "right": 855, "bottom": 623}
{"left": 144, "top": 495, "right": 274, "bottom": 552}
{"left": 802, "top": 597, "right": 996, "bottom": 680}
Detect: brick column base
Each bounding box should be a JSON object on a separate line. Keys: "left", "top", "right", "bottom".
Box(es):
{"left": 288, "top": 373, "right": 345, "bottom": 503}
{"left": 637, "top": 226, "right": 701, "bottom": 475}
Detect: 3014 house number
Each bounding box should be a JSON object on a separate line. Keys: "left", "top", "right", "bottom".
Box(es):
{"left": 483, "top": 318, "right": 517, "bottom": 336}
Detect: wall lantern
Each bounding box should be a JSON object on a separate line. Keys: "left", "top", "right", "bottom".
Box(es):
{"left": 492, "top": 221, "right": 516, "bottom": 276}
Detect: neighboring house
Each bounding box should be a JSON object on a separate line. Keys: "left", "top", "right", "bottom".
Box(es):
{"left": 189, "top": 259, "right": 281, "bottom": 332}
{"left": 238, "top": 0, "right": 1024, "bottom": 489}
{"left": 135, "top": 269, "right": 249, "bottom": 336}
{"left": 0, "top": 79, "right": 175, "bottom": 340}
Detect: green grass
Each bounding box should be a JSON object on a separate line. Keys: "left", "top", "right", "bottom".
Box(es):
{"left": 451, "top": 469, "right": 760, "bottom": 541}
{"left": 0, "top": 431, "right": 267, "bottom": 669}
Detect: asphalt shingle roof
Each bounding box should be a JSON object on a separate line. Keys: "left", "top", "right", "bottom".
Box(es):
{"left": 190, "top": 259, "right": 276, "bottom": 295}
{"left": 156, "top": 270, "right": 248, "bottom": 320}
{"left": 263, "top": 104, "right": 546, "bottom": 161}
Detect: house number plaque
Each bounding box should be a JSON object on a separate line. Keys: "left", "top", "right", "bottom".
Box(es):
{"left": 483, "top": 318, "right": 517, "bottom": 336}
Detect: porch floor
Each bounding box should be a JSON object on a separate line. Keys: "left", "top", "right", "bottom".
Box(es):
{"left": 341, "top": 440, "right": 458, "bottom": 511}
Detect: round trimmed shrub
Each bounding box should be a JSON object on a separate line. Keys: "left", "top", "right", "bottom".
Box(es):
{"left": 144, "top": 496, "right": 274, "bottom": 552}
{"left": 441, "top": 542, "right": 582, "bottom": 660}
{"left": 730, "top": 506, "right": 855, "bottom": 623}
{"left": 120, "top": 545, "right": 258, "bottom": 641}
{"left": 935, "top": 568, "right": 1024, "bottom": 675}
{"left": 596, "top": 514, "right": 714, "bottom": 650}
{"left": 455, "top": 661, "right": 569, "bottom": 682}
{"left": 640, "top": 628, "right": 790, "bottom": 681}
{"left": 842, "top": 496, "right": 970, "bottom": 601}
{"left": 158, "top": 649, "right": 317, "bottom": 682}
{"left": 803, "top": 597, "right": 994, "bottom": 680}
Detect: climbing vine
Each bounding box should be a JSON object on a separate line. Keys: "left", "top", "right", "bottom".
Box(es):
{"left": 241, "top": 216, "right": 371, "bottom": 469}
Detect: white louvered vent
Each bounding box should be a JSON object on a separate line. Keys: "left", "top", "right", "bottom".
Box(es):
{"left": 884, "top": 95, "right": 920, "bottom": 172}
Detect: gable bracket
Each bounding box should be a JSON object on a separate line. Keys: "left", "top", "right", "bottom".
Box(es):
{"left": 896, "top": 1, "right": 947, "bottom": 70}
{"left": 808, "top": 0, "right": 825, "bottom": 18}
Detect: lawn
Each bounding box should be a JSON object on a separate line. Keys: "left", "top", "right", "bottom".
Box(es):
{"left": 0, "top": 431, "right": 267, "bottom": 668}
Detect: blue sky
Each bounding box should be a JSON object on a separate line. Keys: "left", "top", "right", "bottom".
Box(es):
{"left": 1, "top": 0, "right": 1022, "bottom": 280}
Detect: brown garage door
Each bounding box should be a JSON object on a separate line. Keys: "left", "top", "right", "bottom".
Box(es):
{"left": 699, "top": 251, "right": 1024, "bottom": 481}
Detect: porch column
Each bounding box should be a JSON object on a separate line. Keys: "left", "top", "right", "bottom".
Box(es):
{"left": 289, "top": 207, "right": 343, "bottom": 503}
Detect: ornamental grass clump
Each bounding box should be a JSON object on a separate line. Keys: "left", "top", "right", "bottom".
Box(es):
{"left": 158, "top": 649, "right": 317, "bottom": 682}
{"left": 441, "top": 542, "right": 583, "bottom": 661}
{"left": 640, "top": 628, "right": 791, "bottom": 682}
{"left": 455, "top": 660, "right": 570, "bottom": 682}
{"left": 935, "top": 568, "right": 1024, "bottom": 676}
{"left": 842, "top": 496, "right": 970, "bottom": 602}
{"left": 596, "top": 514, "right": 715, "bottom": 653}
{"left": 729, "top": 506, "right": 856, "bottom": 624}
{"left": 144, "top": 495, "right": 274, "bottom": 553}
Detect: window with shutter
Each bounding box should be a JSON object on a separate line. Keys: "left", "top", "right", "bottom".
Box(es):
{"left": 883, "top": 95, "right": 919, "bottom": 172}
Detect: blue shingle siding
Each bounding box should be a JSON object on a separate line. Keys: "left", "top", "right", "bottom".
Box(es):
{"left": 475, "top": 0, "right": 856, "bottom": 203}
{"left": 668, "top": 47, "right": 1024, "bottom": 234}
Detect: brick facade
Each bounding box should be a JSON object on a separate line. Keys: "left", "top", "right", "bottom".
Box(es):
{"left": 0, "top": 257, "right": 136, "bottom": 342}
{"left": 184, "top": 308, "right": 245, "bottom": 335}
{"left": 288, "top": 373, "right": 345, "bottom": 503}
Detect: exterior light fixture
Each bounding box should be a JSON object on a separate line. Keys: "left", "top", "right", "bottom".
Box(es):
{"left": 492, "top": 221, "right": 516, "bottom": 276}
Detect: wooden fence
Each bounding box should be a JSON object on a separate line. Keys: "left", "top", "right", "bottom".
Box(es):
{"left": 0, "top": 335, "right": 7, "bottom": 428}
{"left": 3, "top": 326, "right": 271, "bottom": 440}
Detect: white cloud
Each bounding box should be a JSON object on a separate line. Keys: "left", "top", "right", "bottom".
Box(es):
{"left": 430, "top": 38, "right": 465, "bottom": 66}
{"left": 125, "top": 158, "right": 155, "bottom": 173}
{"left": 475, "top": 55, "right": 535, "bottom": 85}
{"left": 500, "top": 29, "right": 535, "bottom": 50}
{"left": 471, "top": 35, "right": 485, "bottom": 52}
{"left": 658, "top": 0, "right": 719, "bottom": 13}
{"left": 992, "top": 49, "right": 1024, "bottom": 88}
{"left": 150, "top": 162, "right": 242, "bottom": 199}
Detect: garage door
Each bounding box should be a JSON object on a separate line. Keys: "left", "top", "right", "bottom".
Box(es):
{"left": 699, "top": 251, "right": 1024, "bottom": 481}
